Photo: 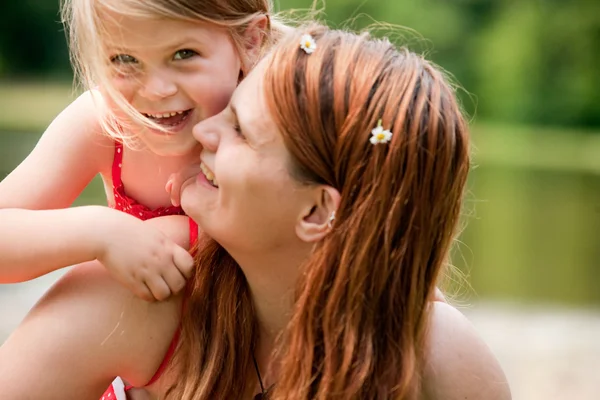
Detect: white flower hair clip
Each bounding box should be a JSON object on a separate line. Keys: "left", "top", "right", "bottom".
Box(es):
{"left": 369, "top": 119, "right": 393, "bottom": 144}
{"left": 300, "top": 33, "right": 317, "bottom": 54}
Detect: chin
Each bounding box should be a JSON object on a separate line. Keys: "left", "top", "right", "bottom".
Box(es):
{"left": 180, "top": 182, "right": 205, "bottom": 221}
{"left": 139, "top": 131, "right": 197, "bottom": 157}
{"left": 150, "top": 141, "right": 197, "bottom": 157}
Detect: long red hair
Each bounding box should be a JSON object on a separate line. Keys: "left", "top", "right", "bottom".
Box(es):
{"left": 166, "top": 24, "right": 470, "bottom": 400}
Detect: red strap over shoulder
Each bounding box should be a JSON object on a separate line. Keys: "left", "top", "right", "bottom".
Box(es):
{"left": 130, "top": 217, "right": 199, "bottom": 390}
{"left": 112, "top": 141, "right": 124, "bottom": 188}
{"left": 142, "top": 329, "right": 181, "bottom": 388}
{"left": 189, "top": 217, "right": 199, "bottom": 250}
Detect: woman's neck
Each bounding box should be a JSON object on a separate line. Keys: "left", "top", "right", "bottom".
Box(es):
{"left": 232, "top": 243, "right": 309, "bottom": 343}
{"left": 227, "top": 241, "right": 313, "bottom": 392}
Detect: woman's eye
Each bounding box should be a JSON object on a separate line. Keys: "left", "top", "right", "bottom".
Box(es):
{"left": 233, "top": 123, "right": 245, "bottom": 139}
{"left": 110, "top": 54, "right": 138, "bottom": 64}
{"left": 173, "top": 49, "right": 198, "bottom": 61}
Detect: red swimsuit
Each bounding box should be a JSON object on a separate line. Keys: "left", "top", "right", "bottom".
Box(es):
{"left": 99, "top": 142, "right": 198, "bottom": 399}
{"left": 100, "top": 220, "right": 198, "bottom": 399}
{"left": 111, "top": 141, "right": 185, "bottom": 219}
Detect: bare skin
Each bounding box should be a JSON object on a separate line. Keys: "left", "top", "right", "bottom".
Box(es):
{"left": 0, "top": 36, "right": 511, "bottom": 399}
{"left": 0, "top": 15, "right": 262, "bottom": 299}
{"left": 0, "top": 217, "right": 510, "bottom": 400}
{"left": 0, "top": 90, "right": 198, "bottom": 299}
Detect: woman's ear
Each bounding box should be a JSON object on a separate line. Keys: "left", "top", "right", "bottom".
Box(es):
{"left": 243, "top": 15, "right": 268, "bottom": 63}
{"left": 296, "top": 186, "right": 341, "bottom": 243}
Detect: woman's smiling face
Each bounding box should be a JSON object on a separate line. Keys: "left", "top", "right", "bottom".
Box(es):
{"left": 180, "top": 59, "right": 314, "bottom": 254}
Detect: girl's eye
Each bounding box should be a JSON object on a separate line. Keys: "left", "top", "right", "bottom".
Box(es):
{"left": 110, "top": 54, "right": 138, "bottom": 64}
{"left": 173, "top": 49, "right": 198, "bottom": 61}
{"left": 110, "top": 54, "right": 140, "bottom": 77}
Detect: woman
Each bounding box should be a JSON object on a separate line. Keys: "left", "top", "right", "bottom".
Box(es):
{"left": 0, "top": 25, "right": 510, "bottom": 399}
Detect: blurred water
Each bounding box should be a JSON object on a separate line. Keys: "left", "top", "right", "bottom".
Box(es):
{"left": 458, "top": 165, "right": 600, "bottom": 306}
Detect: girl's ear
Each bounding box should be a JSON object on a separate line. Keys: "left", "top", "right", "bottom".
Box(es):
{"left": 243, "top": 15, "right": 268, "bottom": 63}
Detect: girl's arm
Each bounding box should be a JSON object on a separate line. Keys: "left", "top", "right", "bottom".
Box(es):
{"left": 0, "top": 92, "right": 194, "bottom": 298}
{"left": 0, "top": 90, "right": 110, "bottom": 281}
{"left": 0, "top": 206, "right": 195, "bottom": 301}
{"left": 0, "top": 90, "right": 110, "bottom": 280}
{"left": 0, "top": 89, "right": 111, "bottom": 210}
{"left": 0, "top": 216, "right": 189, "bottom": 399}
{"left": 0, "top": 206, "right": 110, "bottom": 283}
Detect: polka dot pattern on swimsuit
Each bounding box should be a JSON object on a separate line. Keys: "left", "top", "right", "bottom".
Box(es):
{"left": 110, "top": 141, "right": 185, "bottom": 221}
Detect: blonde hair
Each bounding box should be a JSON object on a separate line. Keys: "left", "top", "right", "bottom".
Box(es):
{"left": 60, "top": 0, "right": 286, "bottom": 146}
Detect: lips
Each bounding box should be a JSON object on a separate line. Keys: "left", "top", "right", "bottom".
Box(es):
{"left": 143, "top": 109, "right": 192, "bottom": 127}
{"left": 200, "top": 162, "right": 218, "bottom": 187}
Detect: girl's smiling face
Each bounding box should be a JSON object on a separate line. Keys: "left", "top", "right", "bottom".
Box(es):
{"left": 102, "top": 15, "right": 243, "bottom": 156}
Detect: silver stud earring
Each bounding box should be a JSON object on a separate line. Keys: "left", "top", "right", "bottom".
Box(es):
{"left": 327, "top": 210, "right": 336, "bottom": 228}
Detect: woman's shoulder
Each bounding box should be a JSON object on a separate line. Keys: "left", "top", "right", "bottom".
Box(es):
{"left": 0, "top": 260, "right": 183, "bottom": 398}
{"left": 55, "top": 261, "right": 183, "bottom": 383}
{"left": 421, "top": 301, "right": 511, "bottom": 400}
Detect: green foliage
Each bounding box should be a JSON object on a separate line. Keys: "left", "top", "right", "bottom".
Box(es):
{"left": 278, "top": 0, "right": 600, "bottom": 129}
{"left": 1, "top": 0, "right": 598, "bottom": 128}
{"left": 0, "top": 0, "right": 71, "bottom": 78}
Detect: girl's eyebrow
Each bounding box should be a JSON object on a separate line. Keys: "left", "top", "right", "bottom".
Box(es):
{"left": 105, "top": 35, "right": 209, "bottom": 54}
{"left": 162, "top": 36, "right": 209, "bottom": 50}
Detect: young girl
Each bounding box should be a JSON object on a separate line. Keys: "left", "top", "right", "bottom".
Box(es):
{"left": 0, "top": 0, "right": 282, "bottom": 301}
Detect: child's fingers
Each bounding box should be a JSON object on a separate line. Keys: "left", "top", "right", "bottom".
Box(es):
{"left": 165, "top": 176, "right": 174, "bottom": 195}
{"left": 165, "top": 172, "right": 181, "bottom": 205}
{"left": 133, "top": 282, "right": 156, "bottom": 303}
{"left": 169, "top": 184, "right": 181, "bottom": 207}
{"left": 167, "top": 172, "right": 184, "bottom": 207}
{"left": 173, "top": 246, "right": 195, "bottom": 279}
{"left": 145, "top": 276, "right": 172, "bottom": 301}
{"left": 160, "top": 265, "right": 187, "bottom": 295}
{"left": 167, "top": 164, "right": 202, "bottom": 207}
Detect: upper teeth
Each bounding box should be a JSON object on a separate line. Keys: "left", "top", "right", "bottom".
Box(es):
{"left": 146, "top": 111, "right": 185, "bottom": 119}
{"left": 200, "top": 162, "right": 218, "bottom": 187}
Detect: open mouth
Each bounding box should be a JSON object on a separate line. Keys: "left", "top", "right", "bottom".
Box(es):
{"left": 200, "top": 162, "right": 218, "bottom": 188}
{"left": 143, "top": 109, "right": 193, "bottom": 127}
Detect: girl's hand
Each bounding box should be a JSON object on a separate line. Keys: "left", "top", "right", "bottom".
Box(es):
{"left": 165, "top": 163, "right": 203, "bottom": 207}
{"left": 95, "top": 208, "right": 194, "bottom": 301}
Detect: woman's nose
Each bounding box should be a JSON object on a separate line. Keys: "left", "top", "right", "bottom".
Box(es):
{"left": 192, "top": 116, "right": 220, "bottom": 152}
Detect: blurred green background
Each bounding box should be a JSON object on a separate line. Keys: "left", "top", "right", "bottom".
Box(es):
{"left": 1, "top": 0, "right": 598, "bottom": 306}
{"left": 0, "top": 1, "right": 599, "bottom": 398}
